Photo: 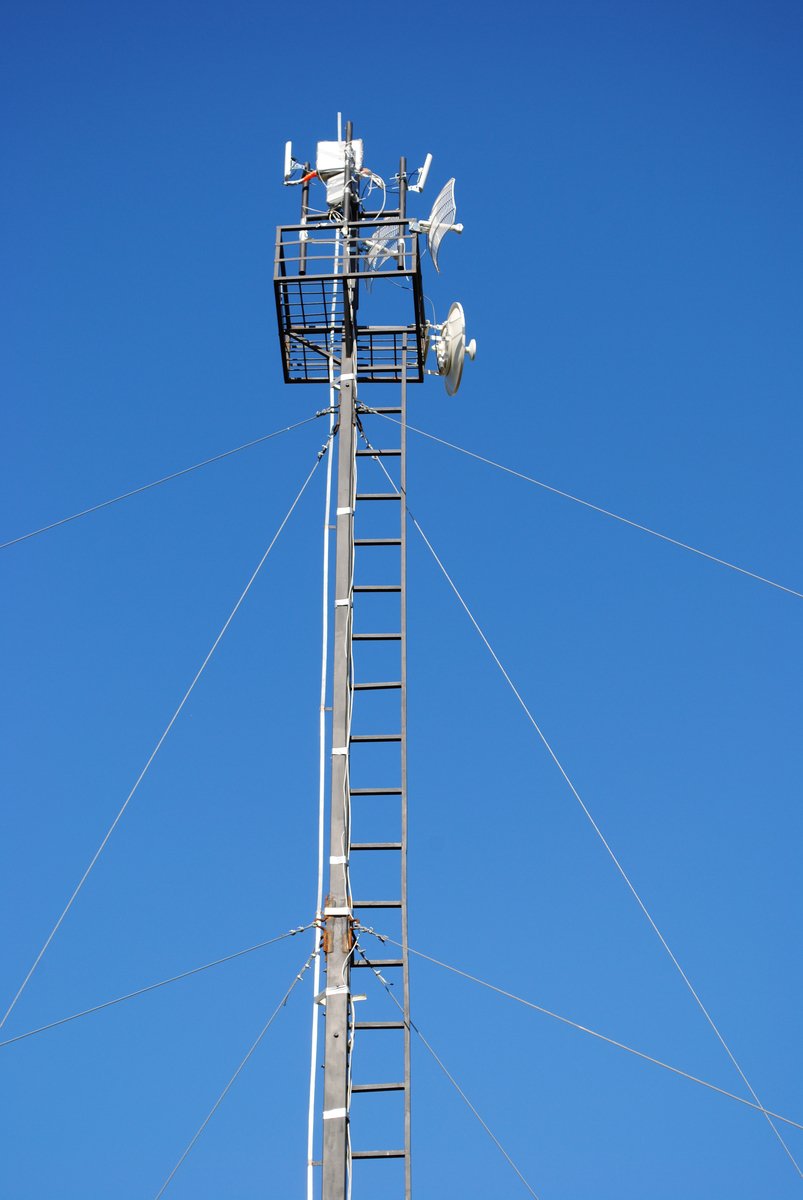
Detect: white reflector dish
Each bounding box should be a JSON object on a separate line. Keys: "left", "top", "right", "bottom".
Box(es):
{"left": 436, "top": 301, "right": 472, "bottom": 396}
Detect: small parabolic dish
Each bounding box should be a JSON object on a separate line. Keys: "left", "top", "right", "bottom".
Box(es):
{"left": 438, "top": 302, "right": 476, "bottom": 396}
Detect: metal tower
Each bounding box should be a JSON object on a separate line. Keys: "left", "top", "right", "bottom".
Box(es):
{"left": 274, "top": 119, "right": 470, "bottom": 1200}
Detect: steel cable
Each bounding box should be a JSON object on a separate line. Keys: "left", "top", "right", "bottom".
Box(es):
{"left": 307, "top": 232, "right": 341, "bottom": 1200}
{"left": 407, "top": 505, "right": 803, "bottom": 1176}
{"left": 0, "top": 925, "right": 311, "bottom": 1050}
{"left": 362, "top": 410, "right": 803, "bottom": 601}
{"left": 1, "top": 411, "right": 329, "bottom": 550}
{"left": 358, "top": 929, "right": 803, "bottom": 1133}
{"left": 153, "top": 951, "right": 317, "bottom": 1198}
{"left": 1, "top": 440, "right": 332, "bottom": 1032}
{"left": 356, "top": 435, "right": 801, "bottom": 1176}
{"left": 357, "top": 946, "right": 540, "bottom": 1199}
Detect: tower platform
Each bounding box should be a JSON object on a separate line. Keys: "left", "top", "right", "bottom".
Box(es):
{"left": 273, "top": 218, "right": 427, "bottom": 385}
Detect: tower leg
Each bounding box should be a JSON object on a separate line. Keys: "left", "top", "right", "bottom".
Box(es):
{"left": 321, "top": 346, "right": 357, "bottom": 1200}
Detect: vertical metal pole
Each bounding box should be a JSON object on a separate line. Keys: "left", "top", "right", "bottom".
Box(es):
{"left": 342, "top": 121, "right": 357, "bottom": 356}
{"left": 398, "top": 156, "right": 407, "bottom": 269}
{"left": 400, "top": 332, "right": 411, "bottom": 1200}
{"left": 300, "top": 163, "right": 311, "bottom": 276}
{"left": 322, "top": 117, "right": 357, "bottom": 1200}
{"left": 321, "top": 348, "right": 357, "bottom": 1200}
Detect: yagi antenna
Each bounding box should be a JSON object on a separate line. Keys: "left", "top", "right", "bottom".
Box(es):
{"left": 409, "top": 152, "right": 433, "bottom": 193}
{"left": 415, "top": 178, "right": 463, "bottom": 273}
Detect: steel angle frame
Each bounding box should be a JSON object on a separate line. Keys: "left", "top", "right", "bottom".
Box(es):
{"left": 274, "top": 219, "right": 426, "bottom": 384}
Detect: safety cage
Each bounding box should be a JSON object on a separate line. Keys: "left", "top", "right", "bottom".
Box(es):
{"left": 273, "top": 218, "right": 428, "bottom": 385}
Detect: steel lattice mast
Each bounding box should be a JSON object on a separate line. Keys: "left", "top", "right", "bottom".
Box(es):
{"left": 274, "top": 118, "right": 470, "bottom": 1199}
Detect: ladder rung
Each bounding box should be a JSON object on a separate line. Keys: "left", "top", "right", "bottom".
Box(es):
{"left": 350, "top": 787, "right": 402, "bottom": 796}
{"left": 350, "top": 734, "right": 402, "bottom": 743}
{"left": 354, "top": 538, "right": 401, "bottom": 546}
{"left": 353, "top": 633, "right": 401, "bottom": 641}
{"left": 355, "top": 493, "right": 400, "bottom": 501}
{"left": 353, "top": 584, "right": 401, "bottom": 593}
{"left": 353, "top": 681, "right": 402, "bottom": 691}
{"left": 354, "top": 1020, "right": 405, "bottom": 1029}
{"left": 351, "top": 1150, "right": 406, "bottom": 1160}
{"left": 352, "top": 958, "right": 404, "bottom": 969}
{"left": 353, "top": 900, "right": 402, "bottom": 909}
{"left": 352, "top": 1082, "right": 405, "bottom": 1093}
{"left": 350, "top": 842, "right": 402, "bottom": 851}
{"left": 356, "top": 449, "right": 400, "bottom": 457}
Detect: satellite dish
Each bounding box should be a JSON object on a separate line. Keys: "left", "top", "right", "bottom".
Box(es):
{"left": 434, "top": 302, "right": 476, "bottom": 396}
{"left": 415, "top": 178, "right": 463, "bottom": 273}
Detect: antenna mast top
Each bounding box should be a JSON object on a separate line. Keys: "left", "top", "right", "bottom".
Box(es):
{"left": 274, "top": 118, "right": 475, "bottom": 393}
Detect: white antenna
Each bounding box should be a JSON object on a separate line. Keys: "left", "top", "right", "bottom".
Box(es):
{"left": 283, "top": 141, "right": 293, "bottom": 182}
{"left": 409, "top": 152, "right": 433, "bottom": 193}
{"left": 415, "top": 178, "right": 463, "bottom": 273}
{"left": 365, "top": 223, "right": 403, "bottom": 272}
{"left": 432, "top": 302, "right": 476, "bottom": 395}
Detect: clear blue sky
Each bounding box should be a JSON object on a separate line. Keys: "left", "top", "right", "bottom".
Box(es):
{"left": 1, "top": 2, "right": 801, "bottom": 1197}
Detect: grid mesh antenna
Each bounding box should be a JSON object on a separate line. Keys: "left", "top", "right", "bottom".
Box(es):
{"left": 366, "top": 223, "right": 403, "bottom": 271}
{"left": 427, "top": 177, "right": 456, "bottom": 273}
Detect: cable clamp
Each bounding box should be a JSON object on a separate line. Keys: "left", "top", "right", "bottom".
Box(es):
{"left": 338, "top": 373, "right": 356, "bottom": 384}
{"left": 336, "top": 506, "right": 353, "bottom": 516}
{"left": 329, "top": 855, "right": 348, "bottom": 865}
{"left": 323, "top": 1108, "right": 348, "bottom": 1120}
{"left": 324, "top": 906, "right": 352, "bottom": 917}
{"left": 326, "top": 984, "right": 350, "bottom": 996}
{"left": 334, "top": 598, "right": 350, "bottom": 607}
{"left": 332, "top": 746, "right": 348, "bottom": 756}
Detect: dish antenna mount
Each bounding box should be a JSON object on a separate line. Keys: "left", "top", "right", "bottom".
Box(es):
{"left": 431, "top": 302, "right": 476, "bottom": 395}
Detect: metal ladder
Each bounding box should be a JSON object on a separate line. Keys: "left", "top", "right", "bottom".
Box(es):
{"left": 348, "top": 399, "right": 411, "bottom": 1197}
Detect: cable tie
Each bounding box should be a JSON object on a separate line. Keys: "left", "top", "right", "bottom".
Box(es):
{"left": 338, "top": 373, "right": 356, "bottom": 384}
{"left": 329, "top": 855, "right": 348, "bottom": 865}
{"left": 334, "top": 598, "right": 350, "bottom": 607}
{"left": 323, "top": 1108, "right": 348, "bottom": 1120}
{"left": 324, "top": 906, "right": 352, "bottom": 917}
{"left": 332, "top": 746, "right": 348, "bottom": 756}
{"left": 336, "top": 506, "right": 353, "bottom": 516}
{"left": 326, "top": 984, "right": 350, "bottom": 996}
